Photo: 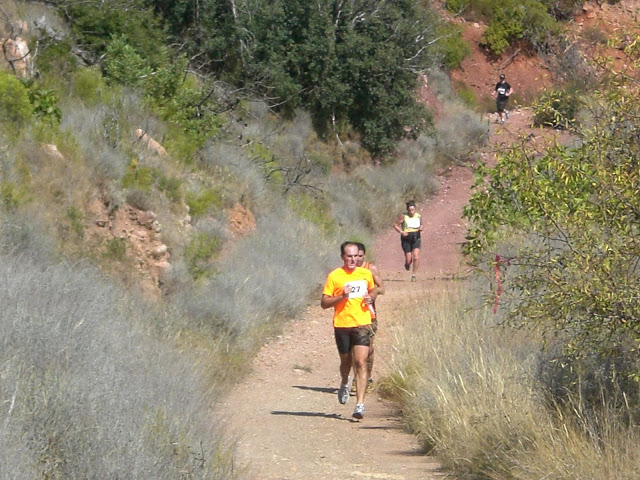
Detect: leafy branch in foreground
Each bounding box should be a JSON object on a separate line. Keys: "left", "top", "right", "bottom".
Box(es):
{"left": 463, "top": 82, "right": 640, "bottom": 360}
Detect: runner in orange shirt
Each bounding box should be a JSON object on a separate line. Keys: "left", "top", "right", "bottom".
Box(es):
{"left": 321, "top": 241, "right": 376, "bottom": 419}
{"left": 351, "top": 243, "right": 384, "bottom": 394}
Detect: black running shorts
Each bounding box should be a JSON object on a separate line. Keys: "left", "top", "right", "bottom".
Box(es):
{"left": 334, "top": 326, "right": 372, "bottom": 354}
{"left": 497, "top": 96, "right": 509, "bottom": 112}
{"left": 401, "top": 231, "right": 421, "bottom": 253}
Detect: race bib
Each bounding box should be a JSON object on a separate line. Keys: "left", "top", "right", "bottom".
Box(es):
{"left": 497, "top": 87, "right": 506, "bottom": 95}
{"left": 345, "top": 280, "right": 368, "bottom": 298}
{"left": 405, "top": 216, "right": 421, "bottom": 229}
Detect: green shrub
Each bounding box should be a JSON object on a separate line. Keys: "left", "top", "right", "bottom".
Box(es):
{"left": 122, "top": 159, "right": 156, "bottom": 191}
{"left": 66, "top": 206, "right": 85, "bottom": 239}
{"left": 104, "top": 237, "right": 127, "bottom": 261}
{"left": 57, "top": 0, "right": 166, "bottom": 60}
{"left": 125, "top": 189, "right": 152, "bottom": 211}
{"left": 444, "top": 0, "right": 472, "bottom": 15}
{"left": 104, "top": 35, "right": 150, "bottom": 86}
{"left": 454, "top": 81, "right": 478, "bottom": 108}
{"left": 28, "top": 84, "right": 62, "bottom": 124}
{"left": 532, "top": 89, "right": 581, "bottom": 129}
{"left": 0, "top": 72, "right": 33, "bottom": 133}
{"left": 185, "top": 188, "right": 223, "bottom": 217}
{"left": 435, "top": 24, "right": 471, "bottom": 69}
{"left": 157, "top": 174, "right": 182, "bottom": 204}
{"left": 34, "top": 37, "right": 76, "bottom": 77}
{"left": 0, "top": 181, "right": 30, "bottom": 209}
{"left": 454, "top": 0, "right": 561, "bottom": 55}
{"left": 482, "top": 9, "right": 524, "bottom": 55}
{"left": 71, "top": 67, "right": 108, "bottom": 105}
{"left": 287, "top": 193, "right": 337, "bottom": 235}
{"left": 184, "top": 231, "right": 223, "bottom": 280}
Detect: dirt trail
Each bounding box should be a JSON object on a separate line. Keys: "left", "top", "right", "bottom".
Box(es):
{"left": 218, "top": 112, "right": 532, "bottom": 479}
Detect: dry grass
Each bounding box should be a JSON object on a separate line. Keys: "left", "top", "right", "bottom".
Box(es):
{"left": 383, "top": 284, "right": 640, "bottom": 480}
{"left": 0, "top": 251, "right": 237, "bottom": 479}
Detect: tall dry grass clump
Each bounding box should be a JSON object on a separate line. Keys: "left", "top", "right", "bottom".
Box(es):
{"left": 383, "top": 285, "right": 640, "bottom": 480}
{"left": 0, "top": 252, "right": 237, "bottom": 479}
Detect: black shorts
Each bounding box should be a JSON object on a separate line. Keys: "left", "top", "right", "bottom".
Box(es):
{"left": 401, "top": 232, "right": 421, "bottom": 253}
{"left": 497, "top": 96, "right": 509, "bottom": 112}
{"left": 334, "top": 326, "right": 373, "bottom": 355}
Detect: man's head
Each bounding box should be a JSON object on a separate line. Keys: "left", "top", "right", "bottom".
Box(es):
{"left": 356, "top": 242, "right": 366, "bottom": 266}
{"left": 406, "top": 200, "right": 416, "bottom": 216}
{"left": 499, "top": 74, "right": 506, "bottom": 81}
{"left": 340, "top": 241, "right": 360, "bottom": 271}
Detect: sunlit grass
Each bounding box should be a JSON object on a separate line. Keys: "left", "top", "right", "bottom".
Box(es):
{"left": 383, "top": 284, "right": 640, "bottom": 480}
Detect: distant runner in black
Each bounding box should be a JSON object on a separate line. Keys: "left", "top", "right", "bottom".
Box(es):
{"left": 493, "top": 73, "right": 513, "bottom": 124}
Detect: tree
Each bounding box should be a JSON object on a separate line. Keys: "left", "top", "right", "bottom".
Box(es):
{"left": 463, "top": 79, "right": 640, "bottom": 361}
{"left": 151, "top": 0, "right": 456, "bottom": 157}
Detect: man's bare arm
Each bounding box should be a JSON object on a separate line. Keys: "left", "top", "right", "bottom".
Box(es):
{"left": 370, "top": 264, "right": 385, "bottom": 295}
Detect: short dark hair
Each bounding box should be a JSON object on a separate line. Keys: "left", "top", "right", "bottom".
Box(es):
{"left": 357, "top": 242, "right": 366, "bottom": 253}
{"left": 406, "top": 200, "right": 416, "bottom": 208}
{"left": 340, "top": 241, "right": 359, "bottom": 256}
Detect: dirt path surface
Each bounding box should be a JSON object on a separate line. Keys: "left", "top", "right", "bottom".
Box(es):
{"left": 219, "top": 112, "right": 536, "bottom": 479}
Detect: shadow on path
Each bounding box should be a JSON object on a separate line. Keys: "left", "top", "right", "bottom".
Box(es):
{"left": 292, "top": 385, "right": 336, "bottom": 394}
{"left": 271, "top": 410, "right": 351, "bottom": 421}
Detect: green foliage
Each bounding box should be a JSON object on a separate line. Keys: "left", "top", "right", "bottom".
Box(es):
{"left": 184, "top": 231, "right": 222, "bottom": 280}
{"left": 532, "top": 89, "right": 581, "bottom": 129}
{"left": 156, "top": 0, "right": 448, "bottom": 156}
{"left": 463, "top": 84, "right": 640, "bottom": 361}
{"left": 482, "top": 7, "right": 524, "bottom": 55}
{"left": 125, "top": 188, "right": 152, "bottom": 211}
{"left": 0, "top": 72, "right": 33, "bottom": 133}
{"left": 54, "top": 0, "right": 166, "bottom": 60}
{"left": 157, "top": 174, "right": 182, "bottom": 203}
{"left": 286, "top": 193, "right": 337, "bottom": 235}
{"left": 66, "top": 206, "right": 85, "bottom": 238}
{"left": 444, "top": 0, "right": 472, "bottom": 15}
{"left": 455, "top": 82, "right": 478, "bottom": 108}
{"left": 0, "top": 181, "right": 30, "bottom": 209}
{"left": 70, "top": 67, "right": 108, "bottom": 105}
{"left": 104, "top": 36, "right": 223, "bottom": 156}
{"left": 435, "top": 24, "right": 472, "bottom": 69}
{"left": 185, "top": 188, "right": 223, "bottom": 217}
{"left": 104, "top": 237, "right": 127, "bottom": 261}
{"left": 27, "top": 84, "right": 62, "bottom": 124}
{"left": 104, "top": 35, "right": 151, "bottom": 86}
{"left": 448, "top": 0, "right": 561, "bottom": 55}
{"left": 34, "top": 37, "right": 76, "bottom": 77}
{"left": 250, "top": 142, "right": 282, "bottom": 183}
{"left": 122, "top": 159, "right": 155, "bottom": 191}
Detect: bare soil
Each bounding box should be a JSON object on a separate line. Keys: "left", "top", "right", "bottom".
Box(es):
{"left": 218, "top": 3, "right": 638, "bottom": 477}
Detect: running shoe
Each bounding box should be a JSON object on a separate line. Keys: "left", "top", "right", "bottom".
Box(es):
{"left": 338, "top": 383, "right": 350, "bottom": 405}
{"left": 352, "top": 403, "right": 365, "bottom": 419}
{"left": 404, "top": 262, "right": 410, "bottom": 271}
{"left": 366, "top": 378, "right": 374, "bottom": 393}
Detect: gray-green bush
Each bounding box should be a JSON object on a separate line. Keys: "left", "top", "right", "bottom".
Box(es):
{"left": 0, "top": 254, "right": 236, "bottom": 479}
{"left": 172, "top": 209, "right": 336, "bottom": 339}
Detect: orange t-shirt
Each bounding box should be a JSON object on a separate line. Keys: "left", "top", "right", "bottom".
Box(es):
{"left": 323, "top": 266, "right": 374, "bottom": 328}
